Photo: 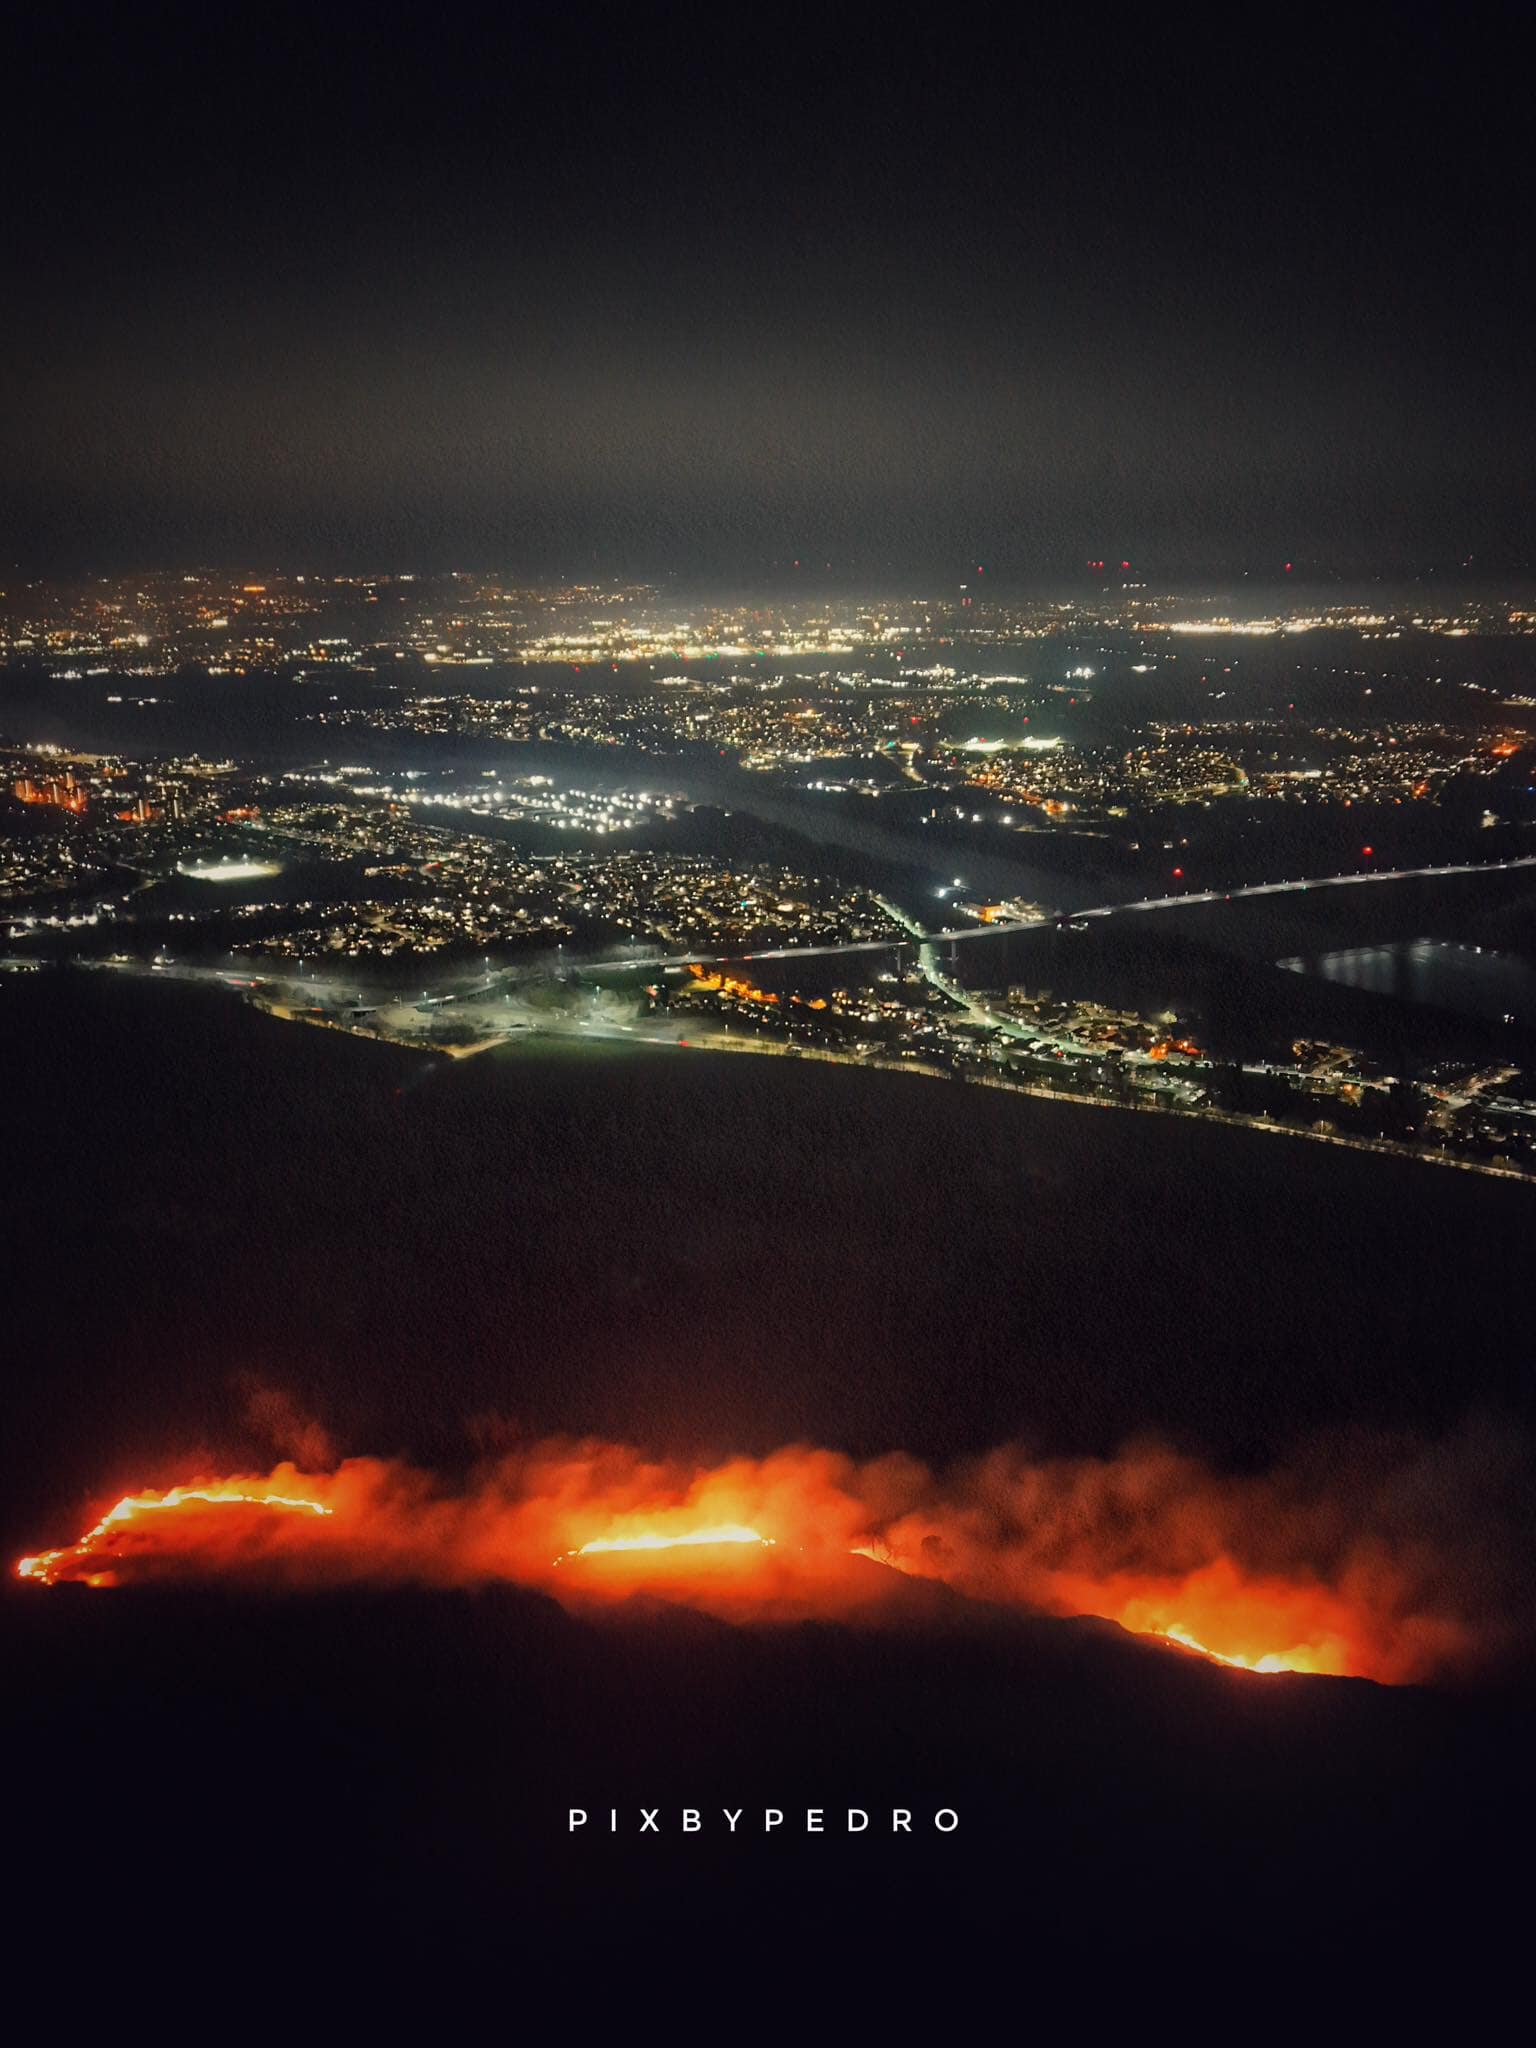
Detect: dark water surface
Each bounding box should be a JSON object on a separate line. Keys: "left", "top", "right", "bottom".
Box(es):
{"left": 1284, "top": 937, "right": 1536, "bottom": 1025}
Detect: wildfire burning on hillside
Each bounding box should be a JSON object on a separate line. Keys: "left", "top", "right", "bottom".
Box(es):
{"left": 18, "top": 1425, "right": 1525, "bottom": 1685}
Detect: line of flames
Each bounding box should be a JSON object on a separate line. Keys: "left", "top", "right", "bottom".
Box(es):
{"left": 16, "top": 1486, "right": 1319, "bottom": 1675}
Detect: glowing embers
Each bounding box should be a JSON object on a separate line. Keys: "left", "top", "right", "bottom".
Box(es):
{"left": 17, "top": 1484, "right": 332, "bottom": 1588}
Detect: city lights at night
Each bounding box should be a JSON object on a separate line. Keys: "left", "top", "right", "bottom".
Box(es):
{"left": 3, "top": 1, "right": 1534, "bottom": 2010}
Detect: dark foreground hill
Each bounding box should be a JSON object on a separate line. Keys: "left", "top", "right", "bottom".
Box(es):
{"left": 5, "top": 1574, "right": 1530, "bottom": 1998}
{"left": 4, "top": 966, "right": 1533, "bottom": 2003}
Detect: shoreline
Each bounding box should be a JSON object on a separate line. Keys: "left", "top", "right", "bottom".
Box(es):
{"left": 250, "top": 988, "right": 1536, "bottom": 1190}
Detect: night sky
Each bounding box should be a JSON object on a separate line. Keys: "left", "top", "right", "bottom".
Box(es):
{"left": 4, "top": 8, "right": 1533, "bottom": 579}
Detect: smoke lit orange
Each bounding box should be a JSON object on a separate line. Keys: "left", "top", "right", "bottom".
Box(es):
{"left": 19, "top": 1484, "right": 333, "bottom": 1589}
{"left": 16, "top": 1430, "right": 1507, "bottom": 1685}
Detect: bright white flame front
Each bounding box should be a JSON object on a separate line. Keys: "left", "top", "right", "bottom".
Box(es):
{"left": 560, "top": 1523, "right": 773, "bottom": 1562}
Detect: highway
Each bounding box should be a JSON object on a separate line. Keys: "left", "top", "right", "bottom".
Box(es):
{"left": 62, "top": 851, "right": 1536, "bottom": 1014}
{"left": 1063, "top": 852, "right": 1536, "bottom": 925}
{"left": 525, "top": 850, "right": 1536, "bottom": 979}
{"left": 43, "top": 847, "right": 1534, "bottom": 1183}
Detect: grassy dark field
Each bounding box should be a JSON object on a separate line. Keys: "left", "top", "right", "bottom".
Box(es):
{"left": 4, "top": 967, "right": 1535, "bottom": 1545}
{"left": 4, "top": 966, "right": 1533, "bottom": 1994}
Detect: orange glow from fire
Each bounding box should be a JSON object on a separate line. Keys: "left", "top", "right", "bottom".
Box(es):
{"left": 16, "top": 1432, "right": 1500, "bottom": 1685}
{"left": 19, "top": 1483, "right": 332, "bottom": 1588}
{"left": 1160, "top": 1627, "right": 1296, "bottom": 1674}
{"left": 1053, "top": 1560, "right": 1357, "bottom": 1677}
{"left": 561, "top": 1523, "right": 772, "bottom": 1559}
